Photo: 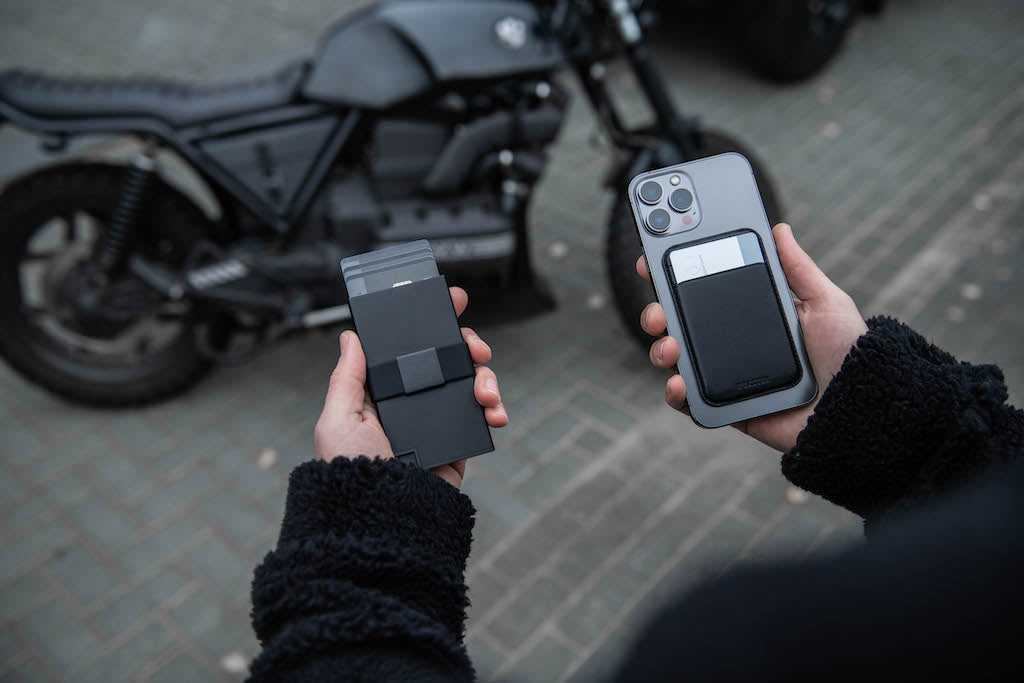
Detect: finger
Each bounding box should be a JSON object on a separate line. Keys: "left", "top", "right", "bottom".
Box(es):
{"left": 324, "top": 330, "right": 368, "bottom": 416}
{"left": 641, "top": 302, "right": 667, "bottom": 336}
{"left": 462, "top": 327, "right": 492, "bottom": 364}
{"left": 474, "top": 366, "right": 501, "bottom": 408}
{"left": 485, "top": 402, "right": 509, "bottom": 428}
{"left": 772, "top": 224, "right": 834, "bottom": 302}
{"left": 636, "top": 254, "right": 651, "bottom": 281}
{"left": 449, "top": 286, "right": 469, "bottom": 317}
{"left": 431, "top": 462, "right": 465, "bottom": 488}
{"left": 665, "top": 374, "right": 689, "bottom": 413}
{"left": 649, "top": 335, "right": 681, "bottom": 369}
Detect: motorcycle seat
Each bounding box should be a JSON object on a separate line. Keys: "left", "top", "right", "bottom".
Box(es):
{"left": 0, "top": 61, "right": 307, "bottom": 127}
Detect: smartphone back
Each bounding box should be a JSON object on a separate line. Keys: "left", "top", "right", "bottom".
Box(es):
{"left": 628, "top": 153, "right": 817, "bottom": 427}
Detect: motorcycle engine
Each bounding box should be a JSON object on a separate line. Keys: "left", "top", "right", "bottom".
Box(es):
{"left": 309, "top": 91, "right": 566, "bottom": 285}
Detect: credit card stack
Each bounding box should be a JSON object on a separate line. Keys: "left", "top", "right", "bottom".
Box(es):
{"left": 340, "top": 240, "right": 493, "bottom": 468}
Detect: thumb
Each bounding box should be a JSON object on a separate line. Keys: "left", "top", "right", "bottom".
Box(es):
{"left": 773, "top": 223, "right": 834, "bottom": 302}
{"left": 324, "top": 330, "right": 367, "bottom": 416}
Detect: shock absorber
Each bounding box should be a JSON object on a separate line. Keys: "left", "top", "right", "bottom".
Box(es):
{"left": 95, "top": 146, "right": 158, "bottom": 275}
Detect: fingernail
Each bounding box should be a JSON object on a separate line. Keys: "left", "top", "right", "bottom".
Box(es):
{"left": 654, "top": 340, "right": 663, "bottom": 362}
{"left": 339, "top": 331, "right": 350, "bottom": 353}
{"left": 640, "top": 306, "right": 649, "bottom": 328}
{"left": 496, "top": 403, "right": 507, "bottom": 419}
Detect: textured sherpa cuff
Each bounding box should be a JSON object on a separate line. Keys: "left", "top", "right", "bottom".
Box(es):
{"left": 782, "top": 316, "right": 1011, "bottom": 520}
{"left": 278, "top": 457, "right": 475, "bottom": 558}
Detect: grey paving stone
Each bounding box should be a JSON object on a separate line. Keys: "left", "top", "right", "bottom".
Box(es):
{"left": 515, "top": 450, "right": 587, "bottom": 506}
{"left": 2, "top": 473, "right": 88, "bottom": 531}
{"left": 198, "top": 489, "right": 274, "bottom": 548}
{"left": 92, "top": 567, "right": 190, "bottom": 638}
{"left": 0, "top": 573, "right": 49, "bottom": 623}
{"left": 0, "top": 658, "right": 54, "bottom": 683}
{"left": 466, "top": 636, "right": 504, "bottom": 683}
{"left": 169, "top": 588, "right": 257, "bottom": 663}
{"left": 0, "top": 521, "right": 72, "bottom": 583}
{"left": 572, "top": 392, "right": 636, "bottom": 434}
{"left": 467, "top": 570, "right": 510, "bottom": 626}
{"left": 69, "top": 494, "right": 138, "bottom": 551}
{"left": 182, "top": 538, "right": 251, "bottom": 601}
{"left": 486, "top": 575, "right": 570, "bottom": 651}
{"left": 45, "top": 544, "right": 117, "bottom": 606}
{"left": 0, "top": 412, "right": 45, "bottom": 458}
{"left": 572, "top": 428, "right": 614, "bottom": 456}
{"left": 461, "top": 476, "right": 534, "bottom": 532}
{"left": 499, "top": 635, "right": 576, "bottom": 683}
{"left": 136, "top": 466, "right": 217, "bottom": 525}
{"left": 148, "top": 652, "right": 220, "bottom": 683}
{"left": 516, "top": 410, "right": 580, "bottom": 460}
{"left": 74, "top": 619, "right": 174, "bottom": 683}
{"left": 118, "top": 516, "right": 205, "bottom": 574}
{"left": 559, "top": 567, "right": 645, "bottom": 646}
{"left": 91, "top": 451, "right": 153, "bottom": 502}
{"left": 20, "top": 600, "right": 100, "bottom": 674}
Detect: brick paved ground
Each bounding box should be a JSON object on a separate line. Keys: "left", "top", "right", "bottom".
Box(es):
{"left": 1, "top": 1, "right": 1022, "bottom": 681}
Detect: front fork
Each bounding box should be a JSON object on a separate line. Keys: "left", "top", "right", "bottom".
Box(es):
{"left": 93, "top": 144, "right": 159, "bottom": 277}
{"left": 590, "top": 0, "right": 697, "bottom": 160}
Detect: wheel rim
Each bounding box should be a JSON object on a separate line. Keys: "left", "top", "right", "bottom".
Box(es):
{"left": 5, "top": 207, "right": 191, "bottom": 375}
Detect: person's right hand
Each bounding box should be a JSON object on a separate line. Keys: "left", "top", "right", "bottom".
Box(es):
{"left": 637, "top": 223, "right": 868, "bottom": 453}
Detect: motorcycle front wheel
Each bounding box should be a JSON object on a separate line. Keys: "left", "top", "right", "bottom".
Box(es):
{"left": 0, "top": 163, "right": 215, "bottom": 406}
{"left": 606, "top": 129, "right": 784, "bottom": 348}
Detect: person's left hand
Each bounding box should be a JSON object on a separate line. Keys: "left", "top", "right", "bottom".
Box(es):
{"left": 313, "top": 286, "right": 507, "bottom": 488}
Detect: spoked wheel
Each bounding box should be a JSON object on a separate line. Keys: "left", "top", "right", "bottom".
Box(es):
{"left": 0, "top": 163, "right": 215, "bottom": 406}
{"left": 606, "top": 130, "right": 784, "bottom": 347}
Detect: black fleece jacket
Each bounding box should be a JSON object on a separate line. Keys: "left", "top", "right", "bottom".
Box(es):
{"left": 248, "top": 317, "right": 1024, "bottom": 681}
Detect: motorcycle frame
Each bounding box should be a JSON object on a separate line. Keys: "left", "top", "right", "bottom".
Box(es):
{"left": 0, "top": 0, "right": 697, "bottom": 241}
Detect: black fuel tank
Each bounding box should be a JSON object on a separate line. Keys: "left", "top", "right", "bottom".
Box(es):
{"left": 303, "top": 0, "right": 564, "bottom": 109}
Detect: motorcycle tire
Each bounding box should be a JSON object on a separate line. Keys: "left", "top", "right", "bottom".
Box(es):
{"left": 606, "top": 129, "right": 784, "bottom": 348}
{"left": 0, "top": 162, "right": 215, "bottom": 406}
{"left": 739, "top": 0, "right": 860, "bottom": 83}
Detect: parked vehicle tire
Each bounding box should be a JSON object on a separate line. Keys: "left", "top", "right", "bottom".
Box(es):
{"left": 606, "top": 130, "right": 784, "bottom": 347}
{"left": 740, "top": 0, "right": 860, "bottom": 83}
{"left": 0, "top": 163, "right": 216, "bottom": 406}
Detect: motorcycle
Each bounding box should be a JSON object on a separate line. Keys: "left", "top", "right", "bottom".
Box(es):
{"left": 0, "top": 0, "right": 781, "bottom": 406}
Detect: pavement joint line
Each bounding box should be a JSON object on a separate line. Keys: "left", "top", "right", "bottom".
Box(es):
{"left": 63, "top": 611, "right": 171, "bottom": 681}
{"left": 0, "top": 629, "right": 34, "bottom": 678}
{"left": 151, "top": 606, "right": 234, "bottom": 681}
{"left": 817, "top": 84, "right": 1024, "bottom": 272}
{"left": 916, "top": 208, "right": 1024, "bottom": 349}
{"left": 476, "top": 451, "right": 733, "bottom": 656}
{"left": 546, "top": 622, "right": 584, "bottom": 653}
{"left": 552, "top": 472, "right": 761, "bottom": 682}
{"left": 846, "top": 117, "right": 1024, "bottom": 294}
{"left": 468, "top": 434, "right": 665, "bottom": 632}
{"left": 1, "top": 624, "right": 60, "bottom": 683}
{"left": 866, "top": 150, "right": 1024, "bottom": 318}
{"left": 38, "top": 562, "right": 103, "bottom": 626}
{"left": 472, "top": 628, "right": 515, "bottom": 660}
{"left": 803, "top": 521, "right": 841, "bottom": 559}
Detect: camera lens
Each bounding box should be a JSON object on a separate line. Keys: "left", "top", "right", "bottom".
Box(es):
{"left": 646, "top": 208, "right": 671, "bottom": 233}
{"left": 638, "top": 181, "right": 662, "bottom": 205}
{"left": 669, "top": 188, "right": 693, "bottom": 212}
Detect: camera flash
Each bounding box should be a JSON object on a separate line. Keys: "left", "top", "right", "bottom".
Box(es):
{"left": 669, "top": 175, "right": 681, "bottom": 185}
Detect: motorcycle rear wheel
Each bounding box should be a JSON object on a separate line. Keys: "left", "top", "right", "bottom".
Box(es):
{"left": 606, "top": 129, "right": 784, "bottom": 348}
{"left": 0, "top": 163, "right": 214, "bottom": 406}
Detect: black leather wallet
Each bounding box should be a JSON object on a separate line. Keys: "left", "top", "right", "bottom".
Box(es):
{"left": 668, "top": 236, "right": 801, "bottom": 405}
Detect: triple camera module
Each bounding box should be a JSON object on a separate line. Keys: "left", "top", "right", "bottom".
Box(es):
{"left": 636, "top": 175, "right": 700, "bottom": 235}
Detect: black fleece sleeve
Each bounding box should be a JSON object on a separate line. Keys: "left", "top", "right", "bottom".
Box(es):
{"left": 247, "top": 457, "right": 477, "bottom": 682}
{"left": 782, "top": 316, "right": 1024, "bottom": 523}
